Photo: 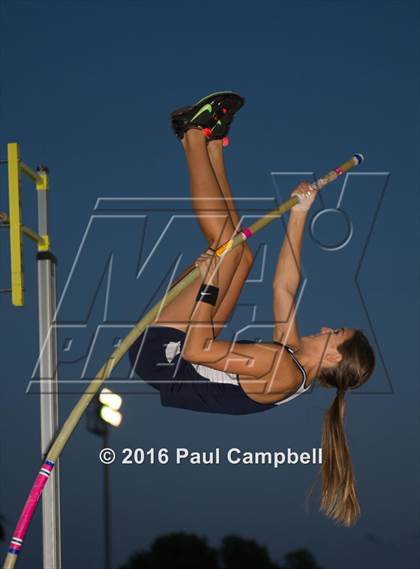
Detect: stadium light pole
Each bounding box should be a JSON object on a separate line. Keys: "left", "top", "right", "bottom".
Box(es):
{"left": 87, "top": 388, "right": 123, "bottom": 569}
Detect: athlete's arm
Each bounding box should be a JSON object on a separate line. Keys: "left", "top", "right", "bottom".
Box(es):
{"left": 182, "top": 300, "right": 279, "bottom": 378}
{"left": 183, "top": 298, "right": 299, "bottom": 400}
{"left": 272, "top": 182, "right": 316, "bottom": 347}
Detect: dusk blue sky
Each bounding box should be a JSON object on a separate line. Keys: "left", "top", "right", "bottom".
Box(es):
{"left": 1, "top": 1, "right": 419, "bottom": 568}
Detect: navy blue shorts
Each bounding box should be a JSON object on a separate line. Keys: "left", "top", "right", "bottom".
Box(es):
{"left": 128, "top": 326, "right": 275, "bottom": 415}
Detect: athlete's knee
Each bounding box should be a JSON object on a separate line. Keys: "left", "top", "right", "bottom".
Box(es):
{"left": 241, "top": 245, "right": 254, "bottom": 267}
{"left": 219, "top": 243, "right": 252, "bottom": 267}
{"left": 236, "top": 243, "right": 254, "bottom": 268}
{"left": 226, "top": 243, "right": 244, "bottom": 263}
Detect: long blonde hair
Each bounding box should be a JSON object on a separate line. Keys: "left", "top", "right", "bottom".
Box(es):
{"left": 316, "top": 330, "right": 375, "bottom": 526}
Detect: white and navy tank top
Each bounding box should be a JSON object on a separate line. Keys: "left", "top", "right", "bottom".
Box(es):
{"left": 164, "top": 338, "right": 311, "bottom": 408}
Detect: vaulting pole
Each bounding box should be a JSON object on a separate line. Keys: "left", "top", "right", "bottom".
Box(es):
{"left": 3, "top": 153, "right": 363, "bottom": 569}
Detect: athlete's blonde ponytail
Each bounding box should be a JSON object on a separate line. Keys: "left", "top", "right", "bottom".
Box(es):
{"left": 317, "top": 330, "right": 375, "bottom": 526}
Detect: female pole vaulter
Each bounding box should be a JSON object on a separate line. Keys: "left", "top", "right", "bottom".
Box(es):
{"left": 129, "top": 92, "right": 375, "bottom": 526}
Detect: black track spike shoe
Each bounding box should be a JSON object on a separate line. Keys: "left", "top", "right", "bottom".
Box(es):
{"left": 170, "top": 91, "right": 244, "bottom": 143}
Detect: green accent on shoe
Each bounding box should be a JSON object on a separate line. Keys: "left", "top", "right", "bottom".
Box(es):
{"left": 190, "top": 103, "right": 212, "bottom": 123}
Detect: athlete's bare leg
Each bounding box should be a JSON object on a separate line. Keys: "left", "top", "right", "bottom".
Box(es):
{"left": 206, "top": 139, "right": 253, "bottom": 334}
{"left": 153, "top": 129, "right": 252, "bottom": 334}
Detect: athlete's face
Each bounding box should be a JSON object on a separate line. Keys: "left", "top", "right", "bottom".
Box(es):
{"left": 305, "top": 326, "right": 355, "bottom": 367}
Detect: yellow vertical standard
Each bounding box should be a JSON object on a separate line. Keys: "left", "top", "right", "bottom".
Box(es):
{"left": 7, "top": 143, "right": 24, "bottom": 306}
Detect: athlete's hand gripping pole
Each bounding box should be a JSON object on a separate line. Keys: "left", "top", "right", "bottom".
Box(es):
{"left": 2, "top": 153, "right": 363, "bottom": 569}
